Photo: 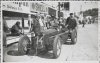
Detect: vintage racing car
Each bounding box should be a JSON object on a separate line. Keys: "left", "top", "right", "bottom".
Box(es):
{"left": 18, "top": 23, "right": 77, "bottom": 58}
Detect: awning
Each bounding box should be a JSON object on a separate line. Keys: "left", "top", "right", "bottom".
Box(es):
{"left": 3, "top": 10, "right": 28, "bottom": 18}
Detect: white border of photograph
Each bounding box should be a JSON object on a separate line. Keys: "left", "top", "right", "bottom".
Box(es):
{"left": 1, "top": 1, "right": 100, "bottom": 63}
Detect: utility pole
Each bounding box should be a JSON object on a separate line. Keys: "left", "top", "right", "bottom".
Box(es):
{"left": 58, "top": 2, "right": 60, "bottom": 20}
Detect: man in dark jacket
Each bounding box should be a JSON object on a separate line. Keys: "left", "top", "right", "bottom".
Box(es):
{"left": 65, "top": 13, "right": 77, "bottom": 29}
{"left": 65, "top": 13, "right": 77, "bottom": 44}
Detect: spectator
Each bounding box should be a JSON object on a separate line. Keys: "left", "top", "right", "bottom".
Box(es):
{"left": 3, "top": 19, "right": 9, "bottom": 47}
{"left": 82, "top": 18, "right": 86, "bottom": 27}
{"left": 11, "top": 21, "right": 22, "bottom": 36}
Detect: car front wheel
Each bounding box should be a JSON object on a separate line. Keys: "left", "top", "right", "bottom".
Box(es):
{"left": 53, "top": 36, "right": 62, "bottom": 58}
{"left": 18, "top": 35, "right": 30, "bottom": 54}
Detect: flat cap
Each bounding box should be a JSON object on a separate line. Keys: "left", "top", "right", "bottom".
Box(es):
{"left": 70, "top": 13, "right": 73, "bottom": 15}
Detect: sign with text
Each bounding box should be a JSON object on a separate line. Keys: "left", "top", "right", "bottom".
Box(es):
{"left": 2, "top": 2, "right": 30, "bottom": 14}
{"left": 30, "top": 3, "right": 48, "bottom": 13}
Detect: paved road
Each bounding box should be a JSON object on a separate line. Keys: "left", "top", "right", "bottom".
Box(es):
{"left": 3, "top": 24, "right": 98, "bottom": 62}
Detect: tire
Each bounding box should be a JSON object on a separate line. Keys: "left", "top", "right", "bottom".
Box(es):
{"left": 18, "top": 35, "right": 30, "bottom": 54}
{"left": 53, "top": 36, "right": 62, "bottom": 58}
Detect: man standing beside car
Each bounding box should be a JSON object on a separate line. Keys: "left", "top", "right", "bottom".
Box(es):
{"left": 65, "top": 13, "right": 77, "bottom": 44}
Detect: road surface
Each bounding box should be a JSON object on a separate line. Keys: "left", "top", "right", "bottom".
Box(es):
{"left": 3, "top": 24, "right": 98, "bottom": 62}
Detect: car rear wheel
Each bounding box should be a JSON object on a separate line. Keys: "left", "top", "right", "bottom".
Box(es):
{"left": 18, "top": 35, "right": 30, "bottom": 54}
{"left": 53, "top": 36, "right": 62, "bottom": 58}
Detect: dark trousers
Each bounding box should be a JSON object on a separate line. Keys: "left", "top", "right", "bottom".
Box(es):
{"left": 82, "top": 23, "right": 85, "bottom": 27}
{"left": 69, "top": 28, "right": 76, "bottom": 43}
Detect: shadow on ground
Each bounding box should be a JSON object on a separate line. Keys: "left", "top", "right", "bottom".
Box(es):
{"left": 7, "top": 40, "right": 75, "bottom": 59}
{"left": 64, "top": 40, "right": 76, "bottom": 45}
{"left": 7, "top": 50, "right": 25, "bottom": 56}
{"left": 7, "top": 49, "right": 54, "bottom": 59}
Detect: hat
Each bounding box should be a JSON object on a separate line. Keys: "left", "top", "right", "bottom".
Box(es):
{"left": 16, "top": 21, "right": 20, "bottom": 25}
{"left": 70, "top": 13, "right": 73, "bottom": 15}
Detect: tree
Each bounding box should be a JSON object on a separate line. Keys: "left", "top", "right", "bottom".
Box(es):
{"left": 83, "top": 8, "right": 98, "bottom": 18}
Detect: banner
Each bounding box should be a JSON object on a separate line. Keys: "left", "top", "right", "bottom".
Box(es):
{"left": 2, "top": 2, "right": 30, "bottom": 14}
{"left": 30, "top": 3, "right": 48, "bottom": 13}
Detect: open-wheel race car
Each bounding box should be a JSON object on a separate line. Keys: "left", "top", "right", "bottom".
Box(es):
{"left": 18, "top": 22, "right": 77, "bottom": 58}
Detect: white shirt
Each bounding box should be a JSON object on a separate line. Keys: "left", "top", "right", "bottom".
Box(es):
{"left": 39, "top": 18, "right": 44, "bottom": 26}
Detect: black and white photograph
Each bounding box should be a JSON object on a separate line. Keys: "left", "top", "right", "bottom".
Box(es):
{"left": 0, "top": 2, "right": 1, "bottom": 63}
{"left": 1, "top": 1, "right": 99, "bottom": 63}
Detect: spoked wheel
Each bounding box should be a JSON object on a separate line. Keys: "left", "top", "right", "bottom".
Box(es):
{"left": 53, "top": 36, "right": 62, "bottom": 58}
{"left": 18, "top": 35, "right": 30, "bottom": 54}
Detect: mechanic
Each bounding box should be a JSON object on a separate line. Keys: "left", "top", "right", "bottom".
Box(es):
{"left": 11, "top": 21, "right": 22, "bottom": 36}
{"left": 65, "top": 13, "right": 77, "bottom": 44}
{"left": 31, "top": 15, "right": 41, "bottom": 36}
